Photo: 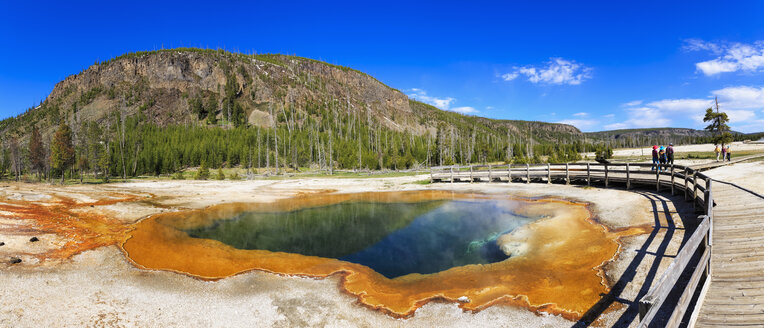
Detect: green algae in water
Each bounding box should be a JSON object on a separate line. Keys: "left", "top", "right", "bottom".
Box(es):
{"left": 185, "top": 199, "right": 538, "bottom": 278}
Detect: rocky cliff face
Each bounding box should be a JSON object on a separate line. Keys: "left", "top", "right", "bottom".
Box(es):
{"left": 1, "top": 49, "right": 581, "bottom": 142}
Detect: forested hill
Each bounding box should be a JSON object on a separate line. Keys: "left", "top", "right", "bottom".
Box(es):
{"left": 0, "top": 48, "right": 596, "bottom": 179}
{"left": 1, "top": 48, "right": 580, "bottom": 141}
{"left": 584, "top": 128, "right": 713, "bottom": 147}
{"left": 583, "top": 127, "right": 756, "bottom": 148}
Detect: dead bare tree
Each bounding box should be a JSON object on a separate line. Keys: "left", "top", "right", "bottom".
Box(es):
{"left": 270, "top": 104, "right": 278, "bottom": 175}
{"left": 118, "top": 107, "right": 127, "bottom": 181}
{"left": 8, "top": 138, "right": 21, "bottom": 181}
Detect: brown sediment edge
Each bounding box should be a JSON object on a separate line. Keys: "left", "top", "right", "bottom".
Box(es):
{"left": 117, "top": 190, "right": 653, "bottom": 320}
{"left": 0, "top": 192, "right": 145, "bottom": 262}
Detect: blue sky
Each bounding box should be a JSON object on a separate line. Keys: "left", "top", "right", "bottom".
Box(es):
{"left": 2, "top": 1, "right": 764, "bottom": 132}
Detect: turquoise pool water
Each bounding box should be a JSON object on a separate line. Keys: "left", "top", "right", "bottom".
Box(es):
{"left": 185, "top": 198, "right": 538, "bottom": 278}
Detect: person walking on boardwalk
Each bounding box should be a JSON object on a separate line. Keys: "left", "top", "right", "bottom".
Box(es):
{"left": 659, "top": 146, "right": 667, "bottom": 169}
{"left": 667, "top": 143, "right": 675, "bottom": 165}
{"left": 721, "top": 145, "right": 727, "bottom": 162}
{"left": 714, "top": 144, "right": 721, "bottom": 161}
{"left": 651, "top": 145, "right": 660, "bottom": 171}
{"left": 726, "top": 145, "right": 731, "bottom": 161}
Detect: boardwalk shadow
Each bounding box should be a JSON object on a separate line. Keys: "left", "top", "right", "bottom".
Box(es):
{"left": 573, "top": 190, "right": 693, "bottom": 327}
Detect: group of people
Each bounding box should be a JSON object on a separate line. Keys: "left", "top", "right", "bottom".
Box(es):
{"left": 651, "top": 143, "right": 674, "bottom": 171}
{"left": 714, "top": 145, "right": 732, "bottom": 162}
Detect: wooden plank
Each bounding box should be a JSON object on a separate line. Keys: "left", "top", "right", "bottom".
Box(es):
{"left": 627, "top": 163, "right": 631, "bottom": 189}
{"left": 605, "top": 164, "right": 609, "bottom": 187}
{"left": 507, "top": 164, "right": 511, "bottom": 183}
{"left": 666, "top": 246, "right": 711, "bottom": 328}
{"left": 547, "top": 163, "right": 551, "bottom": 184}
{"left": 526, "top": 164, "right": 530, "bottom": 184}
{"left": 587, "top": 163, "right": 591, "bottom": 186}
{"left": 671, "top": 164, "right": 675, "bottom": 195}
{"left": 639, "top": 216, "right": 710, "bottom": 323}
{"left": 689, "top": 270, "right": 713, "bottom": 328}
{"left": 565, "top": 163, "right": 569, "bottom": 185}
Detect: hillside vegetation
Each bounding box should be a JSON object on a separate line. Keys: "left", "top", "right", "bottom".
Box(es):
{"left": 0, "top": 48, "right": 705, "bottom": 180}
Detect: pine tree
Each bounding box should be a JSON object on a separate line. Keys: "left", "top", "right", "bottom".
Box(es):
{"left": 51, "top": 123, "right": 75, "bottom": 184}
{"left": 195, "top": 161, "right": 209, "bottom": 180}
{"left": 703, "top": 97, "right": 733, "bottom": 148}
{"left": 28, "top": 126, "right": 45, "bottom": 180}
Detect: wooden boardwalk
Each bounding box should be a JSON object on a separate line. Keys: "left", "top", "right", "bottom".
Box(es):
{"left": 429, "top": 155, "right": 763, "bottom": 327}
{"left": 695, "top": 180, "right": 764, "bottom": 327}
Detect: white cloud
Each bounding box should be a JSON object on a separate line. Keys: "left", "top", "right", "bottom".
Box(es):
{"left": 725, "top": 109, "right": 756, "bottom": 123}
{"left": 572, "top": 112, "right": 588, "bottom": 117}
{"left": 407, "top": 88, "right": 478, "bottom": 114}
{"left": 712, "top": 86, "right": 764, "bottom": 109}
{"left": 733, "top": 119, "right": 764, "bottom": 132}
{"left": 645, "top": 98, "right": 713, "bottom": 112}
{"left": 408, "top": 89, "right": 455, "bottom": 110}
{"left": 622, "top": 100, "right": 643, "bottom": 107}
{"left": 603, "top": 113, "right": 615, "bottom": 118}
{"left": 687, "top": 40, "right": 764, "bottom": 76}
{"left": 618, "top": 107, "right": 672, "bottom": 128}
{"left": 501, "top": 72, "right": 519, "bottom": 81}
{"left": 607, "top": 85, "right": 764, "bottom": 132}
{"left": 502, "top": 58, "right": 592, "bottom": 85}
{"left": 683, "top": 39, "right": 722, "bottom": 54}
{"left": 451, "top": 106, "right": 478, "bottom": 114}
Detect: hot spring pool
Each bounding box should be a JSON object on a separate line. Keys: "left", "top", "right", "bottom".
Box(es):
{"left": 184, "top": 199, "right": 537, "bottom": 278}
{"left": 121, "top": 190, "right": 649, "bottom": 319}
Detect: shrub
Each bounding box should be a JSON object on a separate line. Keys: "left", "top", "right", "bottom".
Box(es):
{"left": 172, "top": 171, "right": 185, "bottom": 180}
{"left": 195, "top": 162, "right": 209, "bottom": 180}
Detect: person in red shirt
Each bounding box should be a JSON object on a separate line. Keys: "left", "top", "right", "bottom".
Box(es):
{"left": 651, "top": 145, "right": 659, "bottom": 171}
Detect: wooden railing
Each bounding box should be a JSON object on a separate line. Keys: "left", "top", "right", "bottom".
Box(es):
{"left": 430, "top": 162, "right": 714, "bottom": 327}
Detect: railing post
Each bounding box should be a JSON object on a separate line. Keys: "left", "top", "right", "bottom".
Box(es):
{"left": 547, "top": 163, "right": 551, "bottom": 184}
{"left": 684, "top": 168, "right": 690, "bottom": 201}
{"left": 693, "top": 172, "right": 698, "bottom": 211}
{"left": 430, "top": 166, "right": 434, "bottom": 183}
{"left": 706, "top": 179, "right": 713, "bottom": 248}
{"left": 565, "top": 163, "right": 569, "bottom": 185}
{"left": 488, "top": 164, "right": 493, "bottom": 183}
{"left": 604, "top": 164, "right": 609, "bottom": 187}
{"left": 587, "top": 163, "right": 591, "bottom": 186}
{"left": 705, "top": 179, "right": 713, "bottom": 215}
{"left": 656, "top": 165, "right": 660, "bottom": 192}
{"left": 507, "top": 164, "right": 512, "bottom": 183}
{"left": 470, "top": 165, "right": 473, "bottom": 183}
{"left": 670, "top": 164, "right": 675, "bottom": 195}
{"left": 626, "top": 163, "right": 631, "bottom": 189}
{"left": 450, "top": 166, "right": 454, "bottom": 184}
{"left": 526, "top": 163, "right": 530, "bottom": 184}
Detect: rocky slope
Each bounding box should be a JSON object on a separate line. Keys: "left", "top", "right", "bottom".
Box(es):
{"left": 0, "top": 48, "right": 581, "bottom": 143}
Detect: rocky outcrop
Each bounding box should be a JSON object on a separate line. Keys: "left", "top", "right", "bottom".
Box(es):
{"left": 1, "top": 49, "right": 582, "bottom": 142}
